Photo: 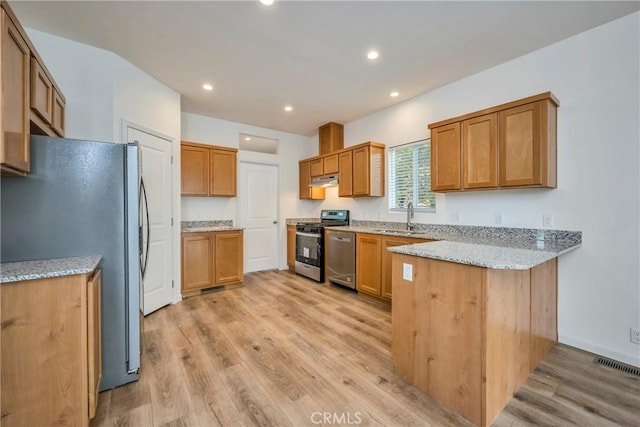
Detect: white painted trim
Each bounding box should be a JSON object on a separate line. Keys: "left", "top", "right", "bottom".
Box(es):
{"left": 559, "top": 335, "right": 640, "bottom": 368}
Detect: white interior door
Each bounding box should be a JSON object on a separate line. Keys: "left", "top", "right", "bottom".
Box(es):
{"left": 126, "top": 125, "right": 174, "bottom": 315}
{"left": 238, "top": 162, "right": 279, "bottom": 272}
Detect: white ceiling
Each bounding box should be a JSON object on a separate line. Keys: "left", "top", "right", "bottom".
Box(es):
{"left": 11, "top": 1, "right": 639, "bottom": 136}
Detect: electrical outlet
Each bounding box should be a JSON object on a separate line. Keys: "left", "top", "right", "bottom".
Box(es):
{"left": 631, "top": 328, "right": 640, "bottom": 344}
{"left": 402, "top": 263, "right": 413, "bottom": 281}
{"left": 495, "top": 213, "right": 504, "bottom": 225}
{"left": 542, "top": 214, "right": 554, "bottom": 228}
{"left": 450, "top": 212, "right": 460, "bottom": 224}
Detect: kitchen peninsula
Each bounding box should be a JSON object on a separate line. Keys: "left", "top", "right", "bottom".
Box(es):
{"left": 389, "top": 235, "right": 580, "bottom": 426}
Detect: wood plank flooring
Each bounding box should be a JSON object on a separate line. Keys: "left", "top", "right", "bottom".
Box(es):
{"left": 91, "top": 270, "right": 640, "bottom": 426}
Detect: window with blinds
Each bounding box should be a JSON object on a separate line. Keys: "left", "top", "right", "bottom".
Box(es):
{"left": 388, "top": 139, "right": 436, "bottom": 212}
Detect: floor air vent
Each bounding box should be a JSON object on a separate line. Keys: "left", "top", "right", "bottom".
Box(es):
{"left": 593, "top": 356, "right": 640, "bottom": 377}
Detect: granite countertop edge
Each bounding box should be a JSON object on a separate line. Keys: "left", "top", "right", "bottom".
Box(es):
{"left": 1, "top": 255, "right": 102, "bottom": 284}
{"left": 181, "top": 226, "right": 244, "bottom": 233}
{"left": 325, "top": 225, "right": 581, "bottom": 270}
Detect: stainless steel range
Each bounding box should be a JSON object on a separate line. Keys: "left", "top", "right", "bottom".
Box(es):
{"left": 295, "top": 210, "right": 350, "bottom": 282}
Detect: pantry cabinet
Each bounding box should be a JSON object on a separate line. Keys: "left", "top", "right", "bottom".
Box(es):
{"left": 181, "top": 141, "right": 237, "bottom": 197}
{"left": 1, "top": 268, "right": 102, "bottom": 426}
{"left": 181, "top": 230, "right": 244, "bottom": 297}
{"left": 428, "top": 92, "right": 558, "bottom": 192}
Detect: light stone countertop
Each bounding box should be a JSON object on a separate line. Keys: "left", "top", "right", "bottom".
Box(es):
{"left": 325, "top": 224, "right": 581, "bottom": 270}
{"left": 181, "top": 219, "right": 243, "bottom": 233}
{"left": 1, "top": 255, "right": 102, "bottom": 284}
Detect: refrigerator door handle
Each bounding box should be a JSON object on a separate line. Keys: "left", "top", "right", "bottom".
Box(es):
{"left": 139, "top": 178, "right": 150, "bottom": 279}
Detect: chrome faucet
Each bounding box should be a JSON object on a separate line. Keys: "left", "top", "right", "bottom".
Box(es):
{"left": 406, "top": 202, "right": 414, "bottom": 231}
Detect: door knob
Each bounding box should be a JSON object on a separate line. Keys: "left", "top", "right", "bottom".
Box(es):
{"left": 273, "top": 220, "right": 278, "bottom": 224}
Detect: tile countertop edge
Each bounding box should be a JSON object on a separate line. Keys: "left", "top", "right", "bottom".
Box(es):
{"left": 388, "top": 241, "right": 582, "bottom": 270}
{"left": 1, "top": 255, "right": 102, "bottom": 284}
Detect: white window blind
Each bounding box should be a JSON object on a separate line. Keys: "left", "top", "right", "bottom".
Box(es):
{"left": 388, "top": 139, "right": 436, "bottom": 211}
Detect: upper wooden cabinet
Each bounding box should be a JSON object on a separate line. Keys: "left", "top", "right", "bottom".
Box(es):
{"left": 299, "top": 141, "right": 385, "bottom": 199}
{"left": 1, "top": 1, "right": 66, "bottom": 176}
{"left": 1, "top": 6, "right": 30, "bottom": 175}
{"left": 428, "top": 92, "right": 558, "bottom": 192}
{"left": 463, "top": 113, "right": 498, "bottom": 189}
{"left": 181, "top": 141, "right": 237, "bottom": 197}
{"left": 338, "top": 150, "right": 353, "bottom": 197}
{"left": 299, "top": 159, "right": 325, "bottom": 200}
{"left": 309, "top": 153, "right": 339, "bottom": 177}
{"left": 430, "top": 123, "right": 461, "bottom": 191}
{"left": 319, "top": 122, "right": 343, "bottom": 154}
{"left": 351, "top": 142, "right": 385, "bottom": 197}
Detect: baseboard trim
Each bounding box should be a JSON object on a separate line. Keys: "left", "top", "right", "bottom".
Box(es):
{"left": 559, "top": 335, "right": 640, "bottom": 368}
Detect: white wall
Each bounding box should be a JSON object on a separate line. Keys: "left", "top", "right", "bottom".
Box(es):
{"left": 181, "top": 112, "right": 318, "bottom": 269}
{"left": 26, "top": 29, "right": 183, "bottom": 305}
{"left": 308, "top": 13, "right": 640, "bottom": 366}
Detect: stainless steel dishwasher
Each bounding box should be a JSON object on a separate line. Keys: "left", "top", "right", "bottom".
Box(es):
{"left": 326, "top": 230, "right": 356, "bottom": 290}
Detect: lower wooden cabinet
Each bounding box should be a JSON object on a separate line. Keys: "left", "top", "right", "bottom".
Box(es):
{"left": 181, "top": 230, "right": 244, "bottom": 297}
{"left": 286, "top": 224, "right": 296, "bottom": 270}
{"left": 1, "top": 268, "right": 102, "bottom": 426}
{"left": 356, "top": 233, "right": 430, "bottom": 301}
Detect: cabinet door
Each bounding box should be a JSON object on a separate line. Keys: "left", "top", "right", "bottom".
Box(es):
{"left": 356, "top": 234, "right": 382, "bottom": 296}
{"left": 50, "top": 87, "right": 65, "bottom": 137}
{"left": 30, "top": 57, "right": 53, "bottom": 124}
{"left": 352, "top": 146, "right": 370, "bottom": 196}
{"left": 338, "top": 150, "right": 353, "bottom": 197}
{"left": 319, "top": 122, "right": 344, "bottom": 154}
{"left": 214, "top": 231, "right": 244, "bottom": 284}
{"left": 499, "top": 102, "right": 542, "bottom": 187}
{"left": 381, "top": 237, "right": 412, "bottom": 301}
{"left": 309, "top": 157, "right": 324, "bottom": 177}
{"left": 182, "top": 233, "right": 214, "bottom": 292}
{"left": 1, "top": 10, "right": 30, "bottom": 174}
{"left": 286, "top": 225, "right": 296, "bottom": 270}
{"left": 87, "top": 269, "right": 102, "bottom": 419}
{"left": 431, "top": 123, "right": 461, "bottom": 191}
{"left": 210, "top": 149, "right": 236, "bottom": 196}
{"left": 299, "top": 161, "right": 325, "bottom": 200}
{"left": 463, "top": 113, "right": 497, "bottom": 189}
{"left": 181, "top": 144, "right": 209, "bottom": 196}
{"left": 323, "top": 154, "right": 338, "bottom": 174}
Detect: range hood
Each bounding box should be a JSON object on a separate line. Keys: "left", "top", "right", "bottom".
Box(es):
{"left": 309, "top": 174, "right": 339, "bottom": 188}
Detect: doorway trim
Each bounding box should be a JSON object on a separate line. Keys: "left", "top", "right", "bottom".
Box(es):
{"left": 121, "top": 119, "right": 180, "bottom": 305}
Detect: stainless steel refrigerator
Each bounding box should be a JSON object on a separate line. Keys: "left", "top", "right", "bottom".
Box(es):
{"left": 1, "top": 134, "right": 148, "bottom": 390}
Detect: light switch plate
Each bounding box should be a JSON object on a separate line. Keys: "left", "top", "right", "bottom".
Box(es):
{"left": 402, "top": 263, "right": 413, "bottom": 281}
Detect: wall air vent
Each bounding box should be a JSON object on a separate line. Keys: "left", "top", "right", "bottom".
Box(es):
{"left": 593, "top": 356, "right": 640, "bottom": 377}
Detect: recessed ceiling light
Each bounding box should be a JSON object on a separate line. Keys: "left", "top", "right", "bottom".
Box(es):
{"left": 367, "top": 50, "right": 379, "bottom": 60}
{"left": 284, "top": 105, "right": 293, "bottom": 112}
{"left": 259, "top": 0, "right": 274, "bottom": 5}
{"left": 202, "top": 83, "right": 213, "bottom": 91}
{"left": 244, "top": 137, "right": 251, "bottom": 141}
{"left": 390, "top": 91, "right": 399, "bottom": 98}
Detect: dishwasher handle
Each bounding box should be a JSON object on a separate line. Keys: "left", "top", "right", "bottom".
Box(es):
{"left": 329, "top": 234, "right": 352, "bottom": 243}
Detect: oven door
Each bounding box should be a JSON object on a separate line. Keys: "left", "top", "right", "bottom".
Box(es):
{"left": 295, "top": 231, "right": 322, "bottom": 267}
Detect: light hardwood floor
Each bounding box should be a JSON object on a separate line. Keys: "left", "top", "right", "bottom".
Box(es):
{"left": 91, "top": 270, "right": 639, "bottom": 426}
